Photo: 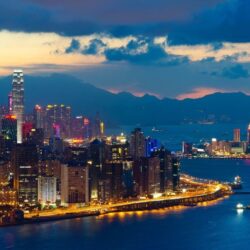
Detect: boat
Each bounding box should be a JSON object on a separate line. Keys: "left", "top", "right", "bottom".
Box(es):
{"left": 152, "top": 127, "right": 164, "bottom": 132}
{"left": 230, "top": 176, "right": 242, "bottom": 190}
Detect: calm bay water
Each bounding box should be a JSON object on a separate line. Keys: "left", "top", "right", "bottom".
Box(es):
{"left": 1, "top": 124, "right": 250, "bottom": 250}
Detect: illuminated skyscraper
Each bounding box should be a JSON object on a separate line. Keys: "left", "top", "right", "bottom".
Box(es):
{"left": 129, "top": 128, "right": 146, "bottom": 160}
{"left": 247, "top": 125, "right": 250, "bottom": 143}
{"left": 45, "top": 104, "right": 71, "bottom": 138}
{"left": 1, "top": 114, "right": 17, "bottom": 143}
{"left": 33, "top": 105, "right": 44, "bottom": 129}
{"left": 12, "top": 70, "right": 24, "bottom": 144}
{"left": 233, "top": 128, "right": 241, "bottom": 142}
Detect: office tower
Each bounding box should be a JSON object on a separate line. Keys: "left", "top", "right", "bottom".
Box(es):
{"left": 45, "top": 104, "right": 71, "bottom": 139}
{"left": 133, "top": 157, "right": 160, "bottom": 196}
{"left": 91, "top": 113, "right": 101, "bottom": 139}
{"left": 1, "top": 115, "right": 17, "bottom": 143}
{"left": 71, "top": 116, "right": 84, "bottom": 138}
{"left": 145, "top": 137, "right": 159, "bottom": 157}
{"left": 83, "top": 117, "right": 91, "bottom": 139}
{"left": 8, "top": 93, "right": 13, "bottom": 113}
{"left": 172, "top": 156, "right": 180, "bottom": 191}
{"left": 33, "top": 105, "right": 44, "bottom": 129}
{"left": 100, "top": 121, "right": 105, "bottom": 137}
{"left": 61, "top": 164, "right": 89, "bottom": 205}
{"left": 99, "top": 162, "right": 124, "bottom": 202}
{"left": 38, "top": 176, "right": 57, "bottom": 206}
{"left": 13, "top": 143, "right": 39, "bottom": 206}
{"left": 106, "top": 142, "right": 130, "bottom": 161}
{"left": 182, "top": 142, "right": 193, "bottom": 155}
{"left": 153, "top": 148, "right": 179, "bottom": 192}
{"left": 247, "top": 125, "right": 250, "bottom": 143}
{"left": 129, "top": 128, "right": 146, "bottom": 160}
{"left": 22, "top": 122, "right": 33, "bottom": 141}
{"left": 12, "top": 70, "right": 24, "bottom": 144}
{"left": 25, "top": 128, "right": 44, "bottom": 147}
{"left": 88, "top": 139, "right": 106, "bottom": 200}
{"left": 234, "top": 128, "right": 241, "bottom": 142}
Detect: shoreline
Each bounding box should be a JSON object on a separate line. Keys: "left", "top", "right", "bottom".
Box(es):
{"left": 0, "top": 184, "right": 231, "bottom": 227}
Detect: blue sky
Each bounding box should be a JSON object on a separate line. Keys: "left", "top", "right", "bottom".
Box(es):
{"left": 1, "top": 0, "right": 250, "bottom": 99}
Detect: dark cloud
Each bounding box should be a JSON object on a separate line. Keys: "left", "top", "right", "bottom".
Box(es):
{"left": 168, "top": 0, "right": 250, "bottom": 44}
{"left": 65, "top": 39, "right": 81, "bottom": 53}
{"left": 211, "top": 64, "right": 249, "bottom": 79}
{"left": 82, "top": 39, "right": 106, "bottom": 55}
{"left": 103, "top": 38, "right": 189, "bottom": 65}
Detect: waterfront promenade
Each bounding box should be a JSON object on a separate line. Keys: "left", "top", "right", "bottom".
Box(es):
{"left": 16, "top": 175, "right": 231, "bottom": 225}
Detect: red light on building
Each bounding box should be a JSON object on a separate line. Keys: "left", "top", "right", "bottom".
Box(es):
{"left": 35, "top": 104, "right": 42, "bottom": 111}
{"left": 84, "top": 118, "right": 89, "bottom": 126}
{"left": 22, "top": 122, "right": 33, "bottom": 139}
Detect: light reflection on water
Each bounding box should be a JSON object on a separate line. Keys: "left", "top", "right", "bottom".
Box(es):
{"left": 1, "top": 159, "right": 250, "bottom": 250}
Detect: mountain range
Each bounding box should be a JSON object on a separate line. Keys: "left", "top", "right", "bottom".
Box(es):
{"left": 0, "top": 73, "right": 249, "bottom": 126}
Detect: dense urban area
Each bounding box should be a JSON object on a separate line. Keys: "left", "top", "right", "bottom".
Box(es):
{"left": 0, "top": 70, "right": 231, "bottom": 226}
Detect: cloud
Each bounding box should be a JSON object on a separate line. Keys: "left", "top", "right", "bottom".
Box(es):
{"left": 168, "top": 0, "right": 250, "bottom": 45}
{"left": 103, "top": 38, "right": 189, "bottom": 65}
{"left": 65, "top": 39, "right": 81, "bottom": 53}
{"left": 82, "top": 39, "right": 106, "bottom": 55}
{"left": 211, "top": 64, "right": 250, "bottom": 79}
{"left": 176, "top": 87, "right": 225, "bottom": 100}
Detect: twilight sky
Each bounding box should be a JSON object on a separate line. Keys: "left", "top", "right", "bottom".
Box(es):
{"left": 1, "top": 0, "right": 250, "bottom": 99}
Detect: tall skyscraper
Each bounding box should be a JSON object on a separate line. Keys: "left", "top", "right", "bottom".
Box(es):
{"left": 129, "top": 128, "right": 146, "bottom": 160}
{"left": 247, "top": 125, "right": 250, "bottom": 143}
{"left": 33, "top": 105, "right": 44, "bottom": 129}
{"left": 12, "top": 70, "right": 24, "bottom": 144}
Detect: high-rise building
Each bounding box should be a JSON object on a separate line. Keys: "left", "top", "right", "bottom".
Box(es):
{"left": 1, "top": 115, "right": 17, "bottom": 143}
{"left": 234, "top": 128, "right": 241, "bottom": 142}
{"left": 33, "top": 105, "right": 44, "bottom": 129}
{"left": 247, "top": 125, "right": 250, "bottom": 143}
{"left": 130, "top": 128, "right": 146, "bottom": 160}
{"left": 12, "top": 143, "right": 39, "bottom": 206}
{"left": 38, "top": 176, "right": 57, "bottom": 205}
{"left": 12, "top": 70, "right": 24, "bottom": 144}
{"left": 61, "top": 164, "right": 89, "bottom": 205}
{"left": 44, "top": 104, "right": 71, "bottom": 139}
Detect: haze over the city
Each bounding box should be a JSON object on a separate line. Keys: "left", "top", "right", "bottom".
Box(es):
{"left": 1, "top": 0, "right": 250, "bottom": 99}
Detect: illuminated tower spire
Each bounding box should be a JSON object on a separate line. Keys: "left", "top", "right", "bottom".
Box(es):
{"left": 12, "top": 69, "right": 24, "bottom": 144}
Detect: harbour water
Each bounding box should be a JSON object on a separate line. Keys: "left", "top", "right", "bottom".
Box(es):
{"left": 1, "top": 124, "right": 250, "bottom": 250}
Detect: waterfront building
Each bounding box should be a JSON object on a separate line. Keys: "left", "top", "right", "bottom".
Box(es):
{"left": 12, "top": 143, "right": 39, "bottom": 206}
{"left": 61, "top": 164, "right": 89, "bottom": 206}
{"left": 129, "top": 128, "right": 146, "bottom": 160}
{"left": 182, "top": 142, "right": 193, "bottom": 155}
{"left": 98, "top": 162, "right": 124, "bottom": 202}
{"left": 88, "top": 139, "right": 106, "bottom": 200}
{"left": 234, "top": 128, "right": 241, "bottom": 142}
{"left": 11, "top": 70, "right": 24, "bottom": 144}
{"left": 38, "top": 176, "right": 57, "bottom": 206}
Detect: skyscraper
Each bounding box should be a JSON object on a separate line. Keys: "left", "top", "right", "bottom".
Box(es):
{"left": 247, "top": 125, "right": 250, "bottom": 143}
{"left": 129, "top": 128, "right": 146, "bottom": 160}
{"left": 234, "top": 128, "right": 241, "bottom": 142}
{"left": 12, "top": 70, "right": 24, "bottom": 144}
{"left": 1, "top": 114, "right": 17, "bottom": 143}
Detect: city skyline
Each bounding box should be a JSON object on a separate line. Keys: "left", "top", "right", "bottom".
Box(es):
{"left": 1, "top": 2, "right": 250, "bottom": 250}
